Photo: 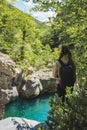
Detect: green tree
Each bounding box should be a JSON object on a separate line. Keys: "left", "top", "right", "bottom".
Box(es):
{"left": 45, "top": 81, "right": 87, "bottom": 130}
{"left": 0, "top": 0, "right": 56, "bottom": 69}
{"left": 22, "top": 0, "right": 87, "bottom": 129}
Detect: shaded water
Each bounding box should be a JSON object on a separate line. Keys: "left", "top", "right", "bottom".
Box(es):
{"left": 4, "top": 94, "right": 54, "bottom": 122}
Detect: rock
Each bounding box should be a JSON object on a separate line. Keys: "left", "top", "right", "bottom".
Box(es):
{"left": 0, "top": 52, "right": 16, "bottom": 89}
{"left": 20, "top": 69, "right": 56, "bottom": 99}
{"left": 0, "top": 117, "right": 40, "bottom": 130}
{"left": 1, "top": 87, "right": 19, "bottom": 104}
{"left": 27, "top": 66, "right": 36, "bottom": 75}
{"left": 13, "top": 69, "right": 25, "bottom": 92}
{"left": 0, "top": 52, "right": 19, "bottom": 119}
{"left": 0, "top": 104, "right": 5, "bottom": 120}
{"left": 20, "top": 78, "right": 43, "bottom": 98}
{"left": 0, "top": 52, "right": 19, "bottom": 104}
{"left": 0, "top": 87, "right": 18, "bottom": 119}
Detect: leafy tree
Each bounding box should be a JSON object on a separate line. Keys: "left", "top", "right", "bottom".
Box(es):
{"left": 1, "top": 0, "right": 59, "bottom": 70}
{"left": 22, "top": 0, "right": 87, "bottom": 129}
{"left": 45, "top": 80, "right": 87, "bottom": 130}
{"left": 1, "top": 1, "right": 87, "bottom": 129}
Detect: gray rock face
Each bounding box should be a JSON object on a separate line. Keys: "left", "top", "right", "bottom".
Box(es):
{"left": 1, "top": 87, "right": 18, "bottom": 104}
{"left": 20, "top": 69, "right": 56, "bottom": 99}
{"left": 0, "top": 52, "right": 18, "bottom": 98}
{"left": 0, "top": 117, "right": 40, "bottom": 130}
{"left": 0, "top": 52, "right": 16, "bottom": 89}
{"left": 21, "top": 78, "right": 43, "bottom": 98}
{"left": 0, "top": 117, "right": 49, "bottom": 130}
{"left": 0, "top": 104, "right": 5, "bottom": 120}
{"left": 0, "top": 52, "right": 18, "bottom": 119}
{"left": 0, "top": 52, "right": 19, "bottom": 103}
{"left": 0, "top": 53, "right": 56, "bottom": 120}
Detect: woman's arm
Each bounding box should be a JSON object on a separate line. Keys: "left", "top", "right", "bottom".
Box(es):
{"left": 52, "top": 61, "right": 61, "bottom": 78}
{"left": 52, "top": 61, "right": 58, "bottom": 78}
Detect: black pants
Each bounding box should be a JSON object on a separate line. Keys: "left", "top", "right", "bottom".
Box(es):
{"left": 57, "top": 84, "right": 74, "bottom": 102}
{"left": 57, "top": 84, "right": 66, "bottom": 102}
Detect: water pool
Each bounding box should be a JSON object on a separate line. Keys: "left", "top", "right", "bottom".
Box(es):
{"left": 4, "top": 94, "right": 54, "bottom": 122}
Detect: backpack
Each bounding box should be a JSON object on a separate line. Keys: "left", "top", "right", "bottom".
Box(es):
{"left": 59, "top": 60, "right": 75, "bottom": 86}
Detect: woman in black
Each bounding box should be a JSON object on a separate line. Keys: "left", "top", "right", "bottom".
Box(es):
{"left": 53, "top": 45, "right": 76, "bottom": 102}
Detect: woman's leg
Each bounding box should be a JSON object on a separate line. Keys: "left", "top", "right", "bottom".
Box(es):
{"left": 57, "top": 84, "right": 66, "bottom": 102}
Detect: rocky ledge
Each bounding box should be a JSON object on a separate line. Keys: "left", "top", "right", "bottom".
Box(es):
{"left": 0, "top": 117, "right": 48, "bottom": 130}
{"left": 20, "top": 69, "right": 56, "bottom": 99}
{"left": 0, "top": 52, "right": 18, "bottom": 119}
{"left": 0, "top": 52, "right": 56, "bottom": 120}
{"left": 0, "top": 117, "right": 40, "bottom": 130}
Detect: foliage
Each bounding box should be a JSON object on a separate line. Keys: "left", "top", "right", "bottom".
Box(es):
{"left": 45, "top": 81, "right": 87, "bottom": 130}
{"left": 22, "top": 0, "right": 87, "bottom": 129}
{"left": 0, "top": 1, "right": 58, "bottom": 70}
{"left": 23, "top": 0, "right": 87, "bottom": 84}
{"left": 1, "top": 1, "right": 87, "bottom": 129}
{"left": 30, "top": 0, "right": 87, "bottom": 82}
{"left": 37, "top": 78, "right": 87, "bottom": 130}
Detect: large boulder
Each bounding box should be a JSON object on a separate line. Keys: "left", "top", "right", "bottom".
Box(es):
{"left": 0, "top": 52, "right": 19, "bottom": 119}
{"left": 1, "top": 87, "right": 18, "bottom": 104}
{"left": 13, "top": 69, "right": 26, "bottom": 92}
{"left": 20, "top": 69, "right": 56, "bottom": 99}
{"left": 0, "top": 52, "right": 19, "bottom": 103}
{"left": 20, "top": 77, "right": 43, "bottom": 98}
{"left": 0, "top": 117, "right": 40, "bottom": 130}
{"left": 0, "top": 52, "right": 16, "bottom": 89}
{"left": 0, "top": 117, "right": 49, "bottom": 130}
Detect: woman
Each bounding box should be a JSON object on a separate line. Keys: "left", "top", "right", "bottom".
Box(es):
{"left": 53, "top": 45, "right": 76, "bottom": 102}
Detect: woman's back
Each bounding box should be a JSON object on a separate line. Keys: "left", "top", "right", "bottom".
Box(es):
{"left": 52, "top": 45, "right": 76, "bottom": 102}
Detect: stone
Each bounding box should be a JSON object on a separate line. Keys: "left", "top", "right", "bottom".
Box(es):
{"left": 20, "top": 78, "right": 43, "bottom": 98}
{"left": 0, "top": 52, "right": 18, "bottom": 119}
{"left": 0, "top": 117, "right": 40, "bottom": 130}
{"left": 27, "top": 66, "right": 36, "bottom": 75}
{"left": 0, "top": 52, "right": 16, "bottom": 89}
{"left": 1, "top": 87, "right": 19, "bottom": 104}
{"left": 20, "top": 69, "right": 56, "bottom": 99}
{"left": 0, "top": 104, "right": 5, "bottom": 120}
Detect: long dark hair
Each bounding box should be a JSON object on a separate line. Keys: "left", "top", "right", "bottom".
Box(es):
{"left": 58, "top": 45, "right": 76, "bottom": 74}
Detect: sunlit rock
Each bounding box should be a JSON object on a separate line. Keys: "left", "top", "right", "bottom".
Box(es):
{"left": 20, "top": 69, "right": 56, "bottom": 99}
{"left": 0, "top": 52, "right": 18, "bottom": 119}
{"left": 0, "top": 117, "right": 40, "bottom": 130}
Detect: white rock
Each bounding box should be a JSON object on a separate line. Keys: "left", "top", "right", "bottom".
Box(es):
{"left": 0, "top": 117, "right": 40, "bottom": 130}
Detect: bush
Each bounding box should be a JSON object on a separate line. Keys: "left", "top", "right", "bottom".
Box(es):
{"left": 44, "top": 79, "right": 87, "bottom": 130}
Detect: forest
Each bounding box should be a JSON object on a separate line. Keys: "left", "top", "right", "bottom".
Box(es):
{"left": 0, "top": 0, "right": 87, "bottom": 129}
{"left": 0, "top": 0, "right": 58, "bottom": 70}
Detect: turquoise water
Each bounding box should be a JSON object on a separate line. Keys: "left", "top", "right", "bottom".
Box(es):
{"left": 4, "top": 94, "right": 54, "bottom": 122}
